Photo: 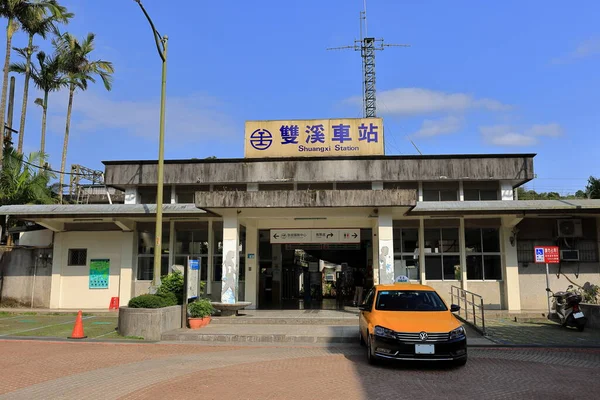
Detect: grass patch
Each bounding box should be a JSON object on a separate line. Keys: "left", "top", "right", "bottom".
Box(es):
{"left": 0, "top": 312, "right": 14, "bottom": 317}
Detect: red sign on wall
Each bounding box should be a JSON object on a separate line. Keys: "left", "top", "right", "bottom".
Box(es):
{"left": 534, "top": 246, "right": 560, "bottom": 264}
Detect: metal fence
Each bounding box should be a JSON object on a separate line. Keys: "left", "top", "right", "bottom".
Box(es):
{"left": 450, "top": 286, "right": 486, "bottom": 335}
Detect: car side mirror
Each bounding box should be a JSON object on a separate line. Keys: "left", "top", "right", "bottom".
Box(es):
{"left": 450, "top": 304, "right": 460, "bottom": 313}
{"left": 358, "top": 304, "right": 369, "bottom": 312}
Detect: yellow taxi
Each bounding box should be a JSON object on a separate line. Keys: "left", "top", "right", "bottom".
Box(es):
{"left": 358, "top": 281, "right": 467, "bottom": 366}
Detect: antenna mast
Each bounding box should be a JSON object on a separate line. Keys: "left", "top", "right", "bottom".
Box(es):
{"left": 328, "top": 0, "right": 409, "bottom": 118}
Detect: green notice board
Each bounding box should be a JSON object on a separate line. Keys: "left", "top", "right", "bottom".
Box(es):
{"left": 89, "top": 259, "right": 110, "bottom": 289}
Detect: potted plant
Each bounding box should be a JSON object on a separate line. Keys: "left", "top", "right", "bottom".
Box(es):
{"left": 187, "top": 298, "right": 214, "bottom": 329}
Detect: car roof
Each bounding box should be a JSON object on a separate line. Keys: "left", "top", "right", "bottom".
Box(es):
{"left": 374, "top": 283, "right": 436, "bottom": 292}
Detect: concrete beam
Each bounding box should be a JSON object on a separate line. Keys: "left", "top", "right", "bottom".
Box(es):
{"left": 37, "top": 220, "right": 64, "bottom": 232}
{"left": 105, "top": 155, "right": 535, "bottom": 187}
{"left": 195, "top": 189, "right": 416, "bottom": 209}
{"left": 502, "top": 215, "right": 524, "bottom": 228}
{"left": 113, "top": 218, "right": 135, "bottom": 232}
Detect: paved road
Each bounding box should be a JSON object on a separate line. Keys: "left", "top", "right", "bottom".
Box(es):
{"left": 1, "top": 340, "right": 599, "bottom": 399}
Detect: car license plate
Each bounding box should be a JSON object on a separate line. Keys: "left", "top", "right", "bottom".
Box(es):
{"left": 415, "top": 344, "right": 435, "bottom": 354}
{"left": 573, "top": 312, "right": 584, "bottom": 319}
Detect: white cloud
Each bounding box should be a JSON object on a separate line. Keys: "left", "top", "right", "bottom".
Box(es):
{"left": 411, "top": 116, "right": 463, "bottom": 138}
{"left": 553, "top": 38, "right": 600, "bottom": 64}
{"left": 480, "top": 123, "right": 563, "bottom": 147}
{"left": 47, "top": 91, "right": 238, "bottom": 146}
{"left": 347, "top": 88, "right": 510, "bottom": 115}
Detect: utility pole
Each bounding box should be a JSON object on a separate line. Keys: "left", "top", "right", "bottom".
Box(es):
{"left": 133, "top": 0, "right": 168, "bottom": 290}
{"left": 328, "top": 1, "right": 409, "bottom": 118}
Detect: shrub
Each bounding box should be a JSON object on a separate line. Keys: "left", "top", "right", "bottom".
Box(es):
{"left": 128, "top": 294, "right": 171, "bottom": 308}
{"left": 157, "top": 291, "right": 178, "bottom": 306}
{"left": 187, "top": 298, "right": 214, "bottom": 318}
{"left": 157, "top": 271, "right": 184, "bottom": 304}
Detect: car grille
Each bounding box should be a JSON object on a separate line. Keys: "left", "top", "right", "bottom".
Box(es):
{"left": 395, "top": 332, "right": 449, "bottom": 342}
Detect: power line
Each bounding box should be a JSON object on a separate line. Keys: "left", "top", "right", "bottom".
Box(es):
{"left": 5, "top": 152, "right": 92, "bottom": 177}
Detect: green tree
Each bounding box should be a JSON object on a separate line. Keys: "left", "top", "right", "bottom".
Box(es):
{"left": 586, "top": 176, "right": 600, "bottom": 199}
{"left": 0, "top": 0, "right": 60, "bottom": 170}
{"left": 11, "top": 0, "right": 72, "bottom": 154}
{"left": 11, "top": 51, "right": 66, "bottom": 161}
{"left": 53, "top": 32, "right": 113, "bottom": 202}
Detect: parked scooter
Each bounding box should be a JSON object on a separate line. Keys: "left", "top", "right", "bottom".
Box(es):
{"left": 546, "top": 285, "right": 587, "bottom": 332}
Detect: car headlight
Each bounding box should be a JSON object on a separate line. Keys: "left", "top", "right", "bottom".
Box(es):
{"left": 449, "top": 326, "right": 466, "bottom": 340}
{"left": 374, "top": 325, "right": 396, "bottom": 338}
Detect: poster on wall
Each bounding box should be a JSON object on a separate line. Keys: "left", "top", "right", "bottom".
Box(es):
{"left": 89, "top": 259, "right": 110, "bottom": 289}
{"left": 188, "top": 258, "right": 200, "bottom": 300}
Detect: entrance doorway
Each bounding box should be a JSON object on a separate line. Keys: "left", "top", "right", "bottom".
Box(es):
{"left": 258, "top": 229, "right": 372, "bottom": 310}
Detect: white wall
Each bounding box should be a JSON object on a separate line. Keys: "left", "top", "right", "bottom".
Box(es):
{"left": 19, "top": 230, "right": 53, "bottom": 247}
{"left": 467, "top": 281, "right": 503, "bottom": 310}
{"left": 50, "top": 231, "right": 135, "bottom": 309}
{"left": 519, "top": 262, "right": 600, "bottom": 310}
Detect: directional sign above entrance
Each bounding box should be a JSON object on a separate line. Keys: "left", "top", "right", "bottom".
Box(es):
{"left": 270, "top": 229, "right": 361, "bottom": 244}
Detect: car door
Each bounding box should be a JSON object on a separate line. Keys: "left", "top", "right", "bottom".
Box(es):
{"left": 359, "top": 288, "right": 376, "bottom": 337}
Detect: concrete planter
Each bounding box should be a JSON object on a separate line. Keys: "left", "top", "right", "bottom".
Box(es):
{"left": 580, "top": 304, "right": 600, "bottom": 330}
{"left": 118, "top": 305, "right": 182, "bottom": 340}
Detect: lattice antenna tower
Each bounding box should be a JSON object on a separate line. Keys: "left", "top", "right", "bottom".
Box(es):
{"left": 69, "top": 164, "right": 110, "bottom": 204}
{"left": 327, "top": 0, "right": 409, "bottom": 118}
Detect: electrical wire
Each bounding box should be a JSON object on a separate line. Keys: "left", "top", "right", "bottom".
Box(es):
{"left": 4, "top": 151, "right": 97, "bottom": 177}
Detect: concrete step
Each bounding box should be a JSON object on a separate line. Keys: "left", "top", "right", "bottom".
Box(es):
{"left": 210, "top": 317, "right": 357, "bottom": 326}
{"left": 513, "top": 317, "right": 550, "bottom": 323}
{"left": 161, "top": 325, "right": 358, "bottom": 343}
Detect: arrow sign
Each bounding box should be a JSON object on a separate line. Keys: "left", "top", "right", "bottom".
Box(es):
{"left": 273, "top": 233, "right": 279, "bottom": 239}
{"left": 326, "top": 233, "right": 334, "bottom": 238}
{"left": 352, "top": 233, "right": 358, "bottom": 239}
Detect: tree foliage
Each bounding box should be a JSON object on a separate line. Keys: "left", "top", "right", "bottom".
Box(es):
{"left": 517, "top": 176, "right": 599, "bottom": 200}
{"left": 0, "top": 147, "right": 55, "bottom": 206}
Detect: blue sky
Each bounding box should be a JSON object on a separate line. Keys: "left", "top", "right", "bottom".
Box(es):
{"left": 3, "top": 0, "right": 599, "bottom": 194}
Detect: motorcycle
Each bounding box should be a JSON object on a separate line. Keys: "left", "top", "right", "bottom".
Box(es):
{"left": 546, "top": 285, "right": 587, "bottom": 332}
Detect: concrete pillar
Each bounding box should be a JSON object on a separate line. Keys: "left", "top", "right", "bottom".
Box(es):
{"left": 500, "top": 181, "right": 514, "bottom": 201}
{"left": 119, "top": 232, "right": 135, "bottom": 306}
{"left": 124, "top": 188, "right": 139, "bottom": 204}
{"left": 419, "top": 218, "right": 426, "bottom": 284}
{"left": 244, "top": 221, "right": 258, "bottom": 309}
{"left": 377, "top": 209, "right": 394, "bottom": 284}
{"left": 501, "top": 218, "right": 521, "bottom": 311}
{"left": 459, "top": 181, "right": 464, "bottom": 201}
{"left": 170, "top": 186, "right": 177, "bottom": 204}
{"left": 207, "top": 220, "right": 213, "bottom": 295}
{"left": 418, "top": 182, "right": 423, "bottom": 202}
{"left": 372, "top": 181, "right": 383, "bottom": 190}
{"left": 168, "top": 221, "right": 175, "bottom": 270}
{"left": 221, "top": 213, "right": 240, "bottom": 304}
{"left": 49, "top": 232, "right": 64, "bottom": 308}
{"left": 459, "top": 218, "right": 467, "bottom": 291}
{"left": 371, "top": 221, "right": 380, "bottom": 285}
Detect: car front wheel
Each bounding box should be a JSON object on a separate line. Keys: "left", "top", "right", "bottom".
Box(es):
{"left": 367, "top": 334, "right": 378, "bottom": 365}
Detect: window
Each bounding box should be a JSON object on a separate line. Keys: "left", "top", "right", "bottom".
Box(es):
{"left": 466, "top": 228, "right": 502, "bottom": 280}
{"left": 362, "top": 288, "right": 375, "bottom": 309}
{"left": 375, "top": 290, "right": 447, "bottom": 311}
{"left": 174, "top": 222, "right": 209, "bottom": 281}
{"left": 422, "top": 183, "right": 458, "bottom": 202}
{"left": 392, "top": 227, "right": 420, "bottom": 280}
{"left": 136, "top": 223, "right": 170, "bottom": 280}
{"left": 464, "top": 189, "right": 499, "bottom": 201}
{"left": 424, "top": 228, "right": 460, "bottom": 280}
{"left": 68, "top": 249, "right": 87, "bottom": 266}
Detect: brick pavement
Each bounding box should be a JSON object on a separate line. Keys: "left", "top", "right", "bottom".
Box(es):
{"left": 1, "top": 340, "right": 599, "bottom": 400}
{"left": 484, "top": 316, "right": 600, "bottom": 346}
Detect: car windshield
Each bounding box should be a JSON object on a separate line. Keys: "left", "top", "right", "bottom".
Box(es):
{"left": 375, "top": 290, "right": 448, "bottom": 311}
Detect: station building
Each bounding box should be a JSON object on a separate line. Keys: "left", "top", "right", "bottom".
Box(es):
{"left": 1, "top": 118, "right": 599, "bottom": 311}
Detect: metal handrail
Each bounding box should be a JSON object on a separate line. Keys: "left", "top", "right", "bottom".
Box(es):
{"left": 450, "top": 286, "right": 486, "bottom": 335}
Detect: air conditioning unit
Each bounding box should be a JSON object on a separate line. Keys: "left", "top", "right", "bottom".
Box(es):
{"left": 560, "top": 249, "right": 580, "bottom": 262}
{"left": 557, "top": 219, "right": 583, "bottom": 238}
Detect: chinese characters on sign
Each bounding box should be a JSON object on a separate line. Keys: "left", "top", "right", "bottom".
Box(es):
{"left": 270, "top": 229, "right": 361, "bottom": 244}
{"left": 534, "top": 246, "right": 560, "bottom": 264}
{"left": 245, "top": 118, "right": 384, "bottom": 158}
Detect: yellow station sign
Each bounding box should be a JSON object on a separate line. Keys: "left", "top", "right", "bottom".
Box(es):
{"left": 244, "top": 118, "right": 384, "bottom": 158}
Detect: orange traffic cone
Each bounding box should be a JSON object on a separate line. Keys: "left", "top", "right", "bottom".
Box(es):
{"left": 68, "top": 310, "right": 87, "bottom": 339}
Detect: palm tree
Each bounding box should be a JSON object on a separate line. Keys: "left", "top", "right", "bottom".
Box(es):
{"left": 0, "top": 0, "right": 61, "bottom": 170}
{"left": 11, "top": 50, "right": 66, "bottom": 160}
{"left": 53, "top": 32, "right": 113, "bottom": 202}
{"left": 12, "top": 1, "right": 72, "bottom": 154}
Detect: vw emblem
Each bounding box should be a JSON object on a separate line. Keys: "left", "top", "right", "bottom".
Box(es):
{"left": 419, "top": 331, "right": 428, "bottom": 341}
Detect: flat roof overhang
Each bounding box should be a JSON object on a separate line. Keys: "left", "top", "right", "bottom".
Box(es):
{"left": 408, "top": 200, "right": 600, "bottom": 217}
{"left": 0, "top": 203, "right": 209, "bottom": 219}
